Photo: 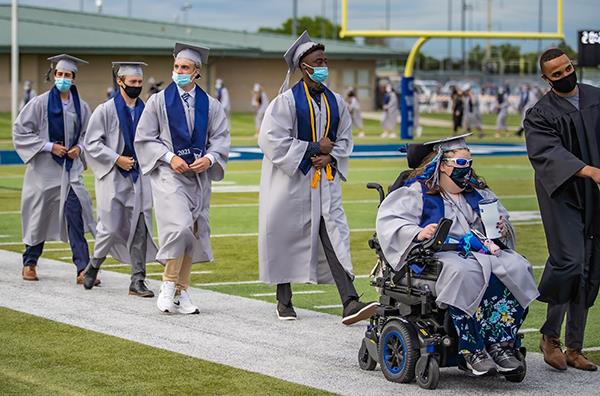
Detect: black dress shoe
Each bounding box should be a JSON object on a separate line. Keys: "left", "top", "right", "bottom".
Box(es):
{"left": 342, "top": 300, "right": 379, "bottom": 325}
{"left": 82, "top": 266, "right": 100, "bottom": 290}
{"left": 129, "top": 280, "right": 155, "bottom": 298}
{"left": 276, "top": 302, "right": 297, "bottom": 320}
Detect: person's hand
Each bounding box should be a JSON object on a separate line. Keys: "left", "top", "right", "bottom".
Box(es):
{"left": 311, "top": 154, "right": 332, "bottom": 170}
{"left": 416, "top": 223, "right": 438, "bottom": 241}
{"left": 116, "top": 156, "right": 135, "bottom": 171}
{"left": 67, "top": 146, "right": 81, "bottom": 159}
{"left": 497, "top": 216, "right": 509, "bottom": 238}
{"left": 189, "top": 157, "right": 211, "bottom": 173}
{"left": 591, "top": 168, "right": 600, "bottom": 184}
{"left": 576, "top": 166, "right": 600, "bottom": 184}
{"left": 51, "top": 143, "right": 68, "bottom": 157}
{"left": 319, "top": 137, "right": 334, "bottom": 154}
{"left": 170, "top": 156, "right": 190, "bottom": 174}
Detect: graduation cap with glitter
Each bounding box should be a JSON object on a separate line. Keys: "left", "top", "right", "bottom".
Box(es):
{"left": 47, "top": 54, "right": 89, "bottom": 73}
{"left": 279, "top": 30, "right": 323, "bottom": 93}
{"left": 112, "top": 61, "right": 147, "bottom": 77}
{"left": 173, "top": 42, "right": 210, "bottom": 66}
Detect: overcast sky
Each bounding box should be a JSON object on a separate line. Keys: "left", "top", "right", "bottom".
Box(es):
{"left": 17, "top": 0, "right": 598, "bottom": 57}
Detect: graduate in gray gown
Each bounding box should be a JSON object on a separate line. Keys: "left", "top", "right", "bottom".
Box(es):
{"left": 13, "top": 54, "right": 96, "bottom": 284}
{"left": 380, "top": 83, "right": 399, "bottom": 138}
{"left": 258, "top": 31, "right": 378, "bottom": 324}
{"left": 135, "top": 43, "right": 230, "bottom": 314}
{"left": 82, "top": 61, "right": 158, "bottom": 297}
{"left": 252, "top": 83, "right": 269, "bottom": 138}
{"left": 376, "top": 134, "right": 539, "bottom": 376}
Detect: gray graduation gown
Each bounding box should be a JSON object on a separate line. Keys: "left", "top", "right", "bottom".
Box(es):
{"left": 253, "top": 92, "right": 269, "bottom": 131}
{"left": 258, "top": 87, "right": 354, "bottom": 285}
{"left": 13, "top": 90, "right": 95, "bottom": 246}
{"left": 348, "top": 97, "right": 364, "bottom": 130}
{"left": 382, "top": 92, "right": 399, "bottom": 131}
{"left": 376, "top": 182, "right": 539, "bottom": 316}
{"left": 134, "top": 89, "right": 230, "bottom": 263}
{"left": 84, "top": 98, "right": 158, "bottom": 263}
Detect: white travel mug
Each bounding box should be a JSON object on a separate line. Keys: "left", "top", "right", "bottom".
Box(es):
{"left": 479, "top": 198, "right": 501, "bottom": 239}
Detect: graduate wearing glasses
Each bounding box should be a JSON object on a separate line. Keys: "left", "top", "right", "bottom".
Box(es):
{"left": 376, "top": 134, "right": 539, "bottom": 377}
{"left": 82, "top": 62, "right": 158, "bottom": 297}
{"left": 135, "top": 43, "right": 230, "bottom": 314}
{"left": 13, "top": 54, "right": 96, "bottom": 283}
{"left": 258, "top": 31, "right": 378, "bottom": 324}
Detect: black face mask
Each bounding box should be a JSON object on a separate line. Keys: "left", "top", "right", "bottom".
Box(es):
{"left": 549, "top": 71, "right": 577, "bottom": 94}
{"left": 122, "top": 84, "right": 142, "bottom": 99}
{"left": 449, "top": 167, "right": 472, "bottom": 189}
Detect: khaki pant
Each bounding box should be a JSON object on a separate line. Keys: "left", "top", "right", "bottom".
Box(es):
{"left": 162, "top": 256, "right": 193, "bottom": 291}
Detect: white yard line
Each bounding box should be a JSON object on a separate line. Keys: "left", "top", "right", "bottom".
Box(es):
{"left": 314, "top": 304, "right": 343, "bottom": 309}
{"left": 251, "top": 290, "right": 325, "bottom": 297}
{"left": 147, "top": 270, "right": 213, "bottom": 277}
{"left": 194, "top": 280, "right": 263, "bottom": 287}
{"left": 519, "top": 328, "right": 539, "bottom": 334}
{"left": 582, "top": 346, "right": 600, "bottom": 352}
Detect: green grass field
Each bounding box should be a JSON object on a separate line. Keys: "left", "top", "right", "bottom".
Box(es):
{"left": 1, "top": 111, "right": 599, "bottom": 393}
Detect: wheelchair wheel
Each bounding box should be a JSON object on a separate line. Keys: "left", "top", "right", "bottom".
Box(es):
{"left": 358, "top": 339, "right": 377, "bottom": 371}
{"left": 378, "top": 320, "right": 419, "bottom": 383}
{"left": 505, "top": 349, "right": 527, "bottom": 383}
{"left": 415, "top": 355, "right": 440, "bottom": 390}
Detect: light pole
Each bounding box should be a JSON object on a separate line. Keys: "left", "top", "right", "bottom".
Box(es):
{"left": 11, "top": 0, "right": 18, "bottom": 123}
{"left": 180, "top": 3, "right": 192, "bottom": 25}
{"left": 292, "top": 0, "right": 298, "bottom": 37}
{"left": 538, "top": 0, "right": 543, "bottom": 54}
{"left": 447, "top": 0, "right": 452, "bottom": 71}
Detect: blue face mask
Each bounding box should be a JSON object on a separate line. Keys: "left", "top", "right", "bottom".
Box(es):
{"left": 172, "top": 71, "right": 193, "bottom": 87}
{"left": 54, "top": 78, "right": 72, "bottom": 93}
{"left": 304, "top": 63, "right": 329, "bottom": 84}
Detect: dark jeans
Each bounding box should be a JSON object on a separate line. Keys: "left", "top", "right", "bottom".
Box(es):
{"left": 277, "top": 217, "right": 358, "bottom": 307}
{"left": 540, "top": 284, "right": 589, "bottom": 350}
{"left": 22, "top": 188, "right": 89, "bottom": 274}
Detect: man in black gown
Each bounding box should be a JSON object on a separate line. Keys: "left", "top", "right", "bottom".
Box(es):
{"left": 525, "top": 48, "right": 600, "bottom": 372}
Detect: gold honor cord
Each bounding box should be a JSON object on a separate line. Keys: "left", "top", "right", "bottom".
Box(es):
{"left": 302, "top": 81, "right": 334, "bottom": 189}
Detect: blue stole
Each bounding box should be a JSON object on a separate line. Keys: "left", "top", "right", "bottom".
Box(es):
{"left": 384, "top": 92, "right": 391, "bottom": 105}
{"left": 164, "top": 82, "right": 209, "bottom": 165}
{"left": 416, "top": 181, "right": 483, "bottom": 227}
{"left": 291, "top": 80, "right": 340, "bottom": 175}
{"left": 113, "top": 93, "right": 144, "bottom": 182}
{"left": 47, "top": 85, "right": 82, "bottom": 171}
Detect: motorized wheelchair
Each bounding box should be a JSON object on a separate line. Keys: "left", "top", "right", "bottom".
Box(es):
{"left": 357, "top": 160, "right": 527, "bottom": 390}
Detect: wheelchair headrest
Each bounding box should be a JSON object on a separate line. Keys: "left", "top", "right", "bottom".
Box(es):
{"left": 401, "top": 143, "right": 434, "bottom": 169}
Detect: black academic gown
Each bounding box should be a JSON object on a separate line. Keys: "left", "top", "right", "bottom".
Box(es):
{"left": 524, "top": 83, "right": 600, "bottom": 308}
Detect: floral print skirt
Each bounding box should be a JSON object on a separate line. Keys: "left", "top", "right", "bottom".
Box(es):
{"left": 448, "top": 274, "right": 526, "bottom": 355}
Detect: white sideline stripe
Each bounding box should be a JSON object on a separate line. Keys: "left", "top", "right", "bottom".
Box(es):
{"left": 519, "top": 328, "right": 539, "bottom": 334}
{"left": 194, "top": 280, "right": 263, "bottom": 287}
{"left": 0, "top": 199, "right": 539, "bottom": 214}
{"left": 582, "top": 346, "right": 600, "bottom": 352}
{"left": 532, "top": 265, "right": 545, "bottom": 270}
{"left": 251, "top": 290, "right": 325, "bottom": 297}
{"left": 194, "top": 274, "right": 373, "bottom": 288}
{"left": 147, "top": 270, "right": 213, "bottom": 276}
{"left": 314, "top": 304, "right": 343, "bottom": 309}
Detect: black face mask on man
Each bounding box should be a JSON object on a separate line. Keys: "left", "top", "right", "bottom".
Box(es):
{"left": 122, "top": 84, "right": 142, "bottom": 99}
{"left": 449, "top": 167, "right": 472, "bottom": 189}
{"left": 548, "top": 71, "right": 577, "bottom": 94}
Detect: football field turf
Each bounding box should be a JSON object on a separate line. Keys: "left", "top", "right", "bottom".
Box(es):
{"left": 1, "top": 155, "right": 600, "bottom": 361}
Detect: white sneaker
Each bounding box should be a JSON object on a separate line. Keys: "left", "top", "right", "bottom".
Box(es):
{"left": 380, "top": 131, "right": 389, "bottom": 138}
{"left": 174, "top": 289, "right": 199, "bottom": 314}
{"left": 156, "top": 281, "right": 176, "bottom": 313}
{"left": 357, "top": 131, "right": 365, "bottom": 138}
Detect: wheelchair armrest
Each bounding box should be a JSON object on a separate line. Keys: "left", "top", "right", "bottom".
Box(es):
{"left": 422, "top": 218, "right": 453, "bottom": 251}
{"left": 367, "top": 183, "right": 385, "bottom": 205}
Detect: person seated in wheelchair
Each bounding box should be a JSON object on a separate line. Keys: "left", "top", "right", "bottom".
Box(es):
{"left": 375, "top": 133, "right": 539, "bottom": 377}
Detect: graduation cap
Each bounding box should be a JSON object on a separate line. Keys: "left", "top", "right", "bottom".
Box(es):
{"left": 402, "top": 133, "right": 472, "bottom": 169}
{"left": 47, "top": 54, "right": 88, "bottom": 73}
{"left": 279, "top": 30, "right": 323, "bottom": 93}
{"left": 174, "top": 42, "right": 209, "bottom": 66}
{"left": 112, "top": 61, "right": 147, "bottom": 77}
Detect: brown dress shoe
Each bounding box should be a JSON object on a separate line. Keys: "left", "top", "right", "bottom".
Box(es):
{"left": 22, "top": 265, "right": 39, "bottom": 281}
{"left": 540, "top": 335, "right": 567, "bottom": 370}
{"left": 565, "top": 349, "right": 598, "bottom": 371}
{"left": 76, "top": 271, "right": 101, "bottom": 286}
